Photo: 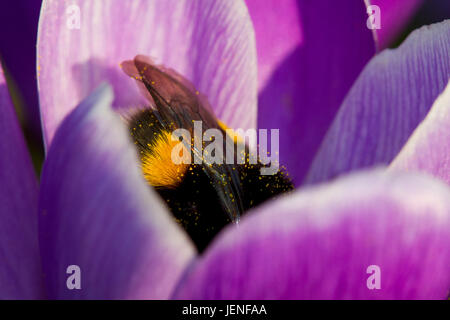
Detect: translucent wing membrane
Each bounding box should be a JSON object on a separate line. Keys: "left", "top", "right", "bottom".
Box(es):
{"left": 122, "top": 55, "right": 244, "bottom": 223}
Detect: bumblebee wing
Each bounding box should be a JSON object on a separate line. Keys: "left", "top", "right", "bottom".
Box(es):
{"left": 122, "top": 55, "right": 244, "bottom": 223}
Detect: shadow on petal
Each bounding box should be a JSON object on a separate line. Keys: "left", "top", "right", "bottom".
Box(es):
{"left": 0, "top": 66, "right": 44, "bottom": 299}
{"left": 72, "top": 58, "right": 148, "bottom": 111}
{"left": 258, "top": 1, "right": 375, "bottom": 186}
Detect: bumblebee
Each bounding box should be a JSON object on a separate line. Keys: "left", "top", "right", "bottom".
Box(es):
{"left": 122, "top": 55, "right": 293, "bottom": 251}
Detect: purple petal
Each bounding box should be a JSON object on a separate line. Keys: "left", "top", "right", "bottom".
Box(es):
{"left": 390, "top": 81, "right": 450, "bottom": 185}
{"left": 38, "top": 0, "right": 257, "bottom": 148}
{"left": 305, "top": 21, "right": 450, "bottom": 185}
{"left": 253, "top": 1, "right": 375, "bottom": 185}
{"left": 244, "top": 0, "right": 302, "bottom": 89}
{"left": 0, "top": 0, "right": 42, "bottom": 132}
{"left": 245, "top": 0, "right": 422, "bottom": 90}
{"left": 39, "top": 84, "right": 196, "bottom": 299}
{"left": 369, "top": 0, "right": 424, "bottom": 49}
{"left": 173, "top": 169, "right": 450, "bottom": 299}
{"left": 0, "top": 64, "right": 44, "bottom": 299}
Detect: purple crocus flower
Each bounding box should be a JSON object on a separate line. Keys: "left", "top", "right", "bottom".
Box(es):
{"left": 0, "top": 0, "right": 449, "bottom": 300}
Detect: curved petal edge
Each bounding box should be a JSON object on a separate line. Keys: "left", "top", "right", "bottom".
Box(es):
{"left": 174, "top": 169, "right": 450, "bottom": 299}
{"left": 39, "top": 84, "right": 196, "bottom": 299}
{"left": 305, "top": 20, "right": 450, "bottom": 185}
{"left": 390, "top": 81, "right": 450, "bottom": 185}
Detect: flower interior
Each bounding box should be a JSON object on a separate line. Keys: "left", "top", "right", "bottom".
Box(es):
{"left": 122, "top": 55, "right": 294, "bottom": 252}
